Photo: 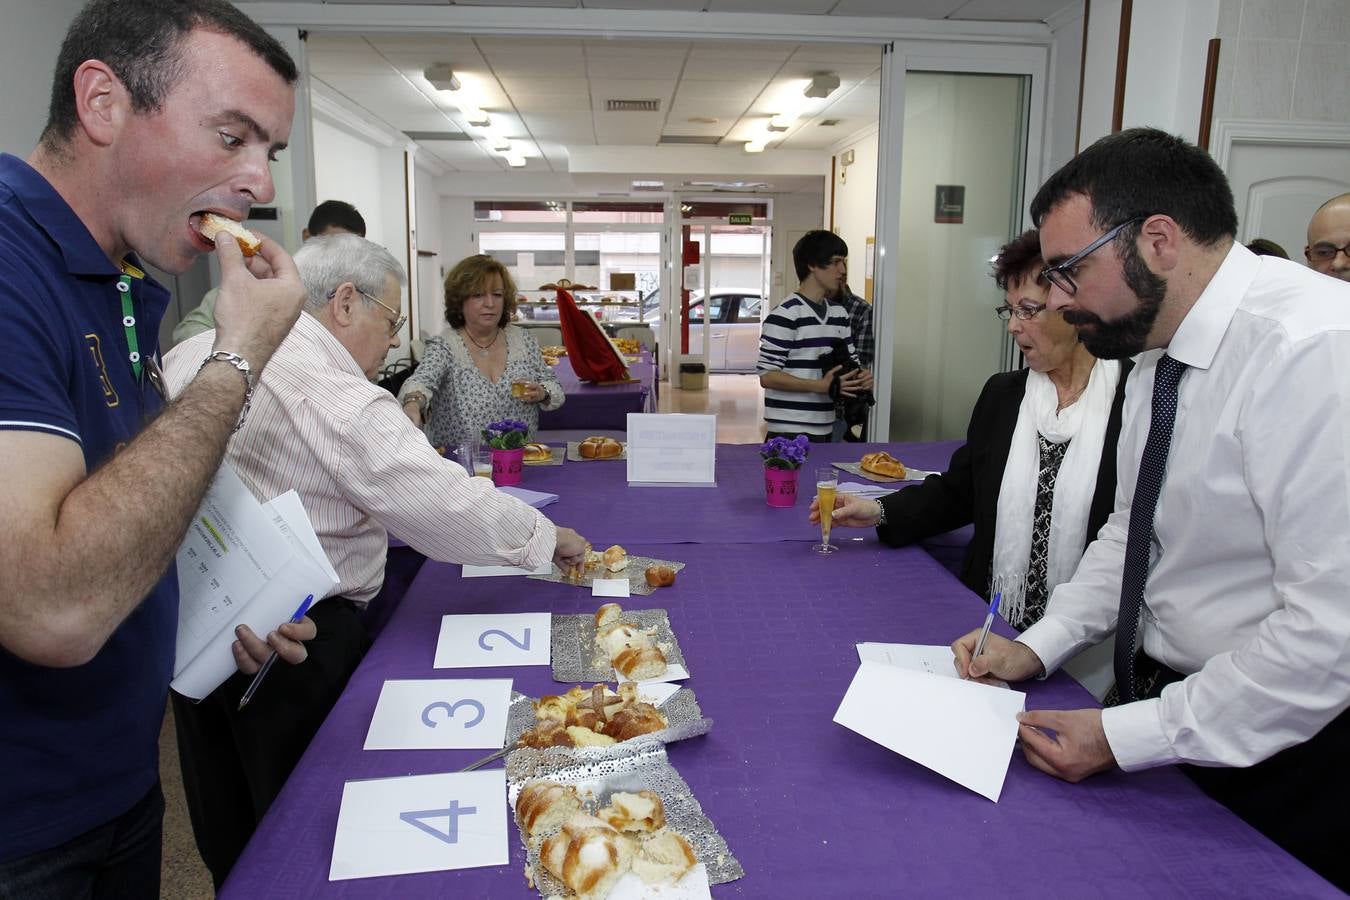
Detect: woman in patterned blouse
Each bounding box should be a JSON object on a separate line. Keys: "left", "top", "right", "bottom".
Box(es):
{"left": 814, "top": 230, "right": 1131, "bottom": 694}
{"left": 400, "top": 255, "right": 563, "bottom": 450}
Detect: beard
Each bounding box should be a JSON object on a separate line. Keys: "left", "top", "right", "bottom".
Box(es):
{"left": 1062, "top": 244, "right": 1167, "bottom": 359}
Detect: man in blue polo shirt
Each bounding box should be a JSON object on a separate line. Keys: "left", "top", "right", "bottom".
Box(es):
{"left": 0, "top": 2, "right": 313, "bottom": 895}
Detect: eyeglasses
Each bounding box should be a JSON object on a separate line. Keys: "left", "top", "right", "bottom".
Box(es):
{"left": 1040, "top": 217, "right": 1146, "bottom": 296}
{"left": 1306, "top": 241, "right": 1350, "bottom": 264}
{"left": 327, "top": 286, "right": 407, "bottom": 337}
{"left": 995, "top": 302, "right": 1048, "bottom": 321}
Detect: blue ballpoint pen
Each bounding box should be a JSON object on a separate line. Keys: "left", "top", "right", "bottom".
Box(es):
{"left": 969, "top": 591, "right": 1002, "bottom": 676}
{"left": 237, "top": 594, "right": 315, "bottom": 711}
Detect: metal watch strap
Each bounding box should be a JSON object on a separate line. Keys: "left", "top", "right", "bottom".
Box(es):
{"left": 875, "top": 498, "right": 887, "bottom": 526}
{"left": 198, "top": 350, "right": 253, "bottom": 433}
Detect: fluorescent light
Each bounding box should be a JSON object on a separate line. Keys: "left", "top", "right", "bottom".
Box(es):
{"left": 423, "top": 63, "right": 461, "bottom": 92}
{"left": 461, "top": 107, "right": 490, "bottom": 126}
{"left": 744, "top": 140, "right": 766, "bottom": 153}
{"left": 491, "top": 136, "right": 512, "bottom": 151}
{"left": 768, "top": 114, "right": 794, "bottom": 131}
{"left": 506, "top": 154, "right": 526, "bottom": 167}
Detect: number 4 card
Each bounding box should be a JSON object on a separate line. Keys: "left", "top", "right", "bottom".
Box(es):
{"left": 433, "top": 612, "right": 551, "bottom": 669}
{"left": 364, "top": 679, "right": 513, "bottom": 750}
{"left": 329, "top": 770, "right": 507, "bottom": 881}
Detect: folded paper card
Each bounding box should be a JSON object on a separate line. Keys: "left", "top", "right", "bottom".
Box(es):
{"left": 834, "top": 660, "right": 1024, "bottom": 802}
{"left": 497, "top": 485, "right": 559, "bottom": 508}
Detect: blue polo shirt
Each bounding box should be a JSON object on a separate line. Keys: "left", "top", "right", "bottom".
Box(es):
{"left": 0, "top": 154, "right": 177, "bottom": 862}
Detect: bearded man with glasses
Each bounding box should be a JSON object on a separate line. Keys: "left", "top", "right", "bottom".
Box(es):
{"left": 949, "top": 127, "right": 1350, "bottom": 890}
{"left": 162, "top": 233, "right": 589, "bottom": 887}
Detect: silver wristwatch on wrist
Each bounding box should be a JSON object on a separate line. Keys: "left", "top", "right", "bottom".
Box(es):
{"left": 875, "top": 498, "right": 887, "bottom": 526}
{"left": 198, "top": 350, "right": 253, "bottom": 433}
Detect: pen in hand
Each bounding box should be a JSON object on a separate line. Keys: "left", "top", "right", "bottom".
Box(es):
{"left": 968, "top": 591, "right": 1002, "bottom": 678}
{"left": 238, "top": 593, "right": 315, "bottom": 711}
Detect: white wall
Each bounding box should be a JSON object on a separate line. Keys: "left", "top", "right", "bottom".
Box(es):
{"left": 0, "top": 0, "right": 84, "bottom": 157}
{"left": 1122, "top": 0, "right": 1220, "bottom": 142}
{"left": 1044, "top": 3, "right": 1087, "bottom": 173}
{"left": 830, "top": 127, "right": 879, "bottom": 297}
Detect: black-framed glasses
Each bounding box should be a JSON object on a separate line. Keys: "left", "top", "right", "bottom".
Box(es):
{"left": 994, "top": 302, "right": 1048, "bottom": 321}
{"left": 1040, "top": 216, "right": 1146, "bottom": 296}
{"left": 327, "top": 286, "right": 407, "bottom": 336}
{"left": 1306, "top": 241, "right": 1350, "bottom": 264}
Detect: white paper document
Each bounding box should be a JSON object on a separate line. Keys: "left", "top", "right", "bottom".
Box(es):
{"left": 626, "top": 413, "right": 716, "bottom": 485}
{"left": 434, "top": 612, "right": 552, "bottom": 669}
{"left": 364, "top": 679, "right": 513, "bottom": 750}
{"left": 833, "top": 660, "right": 1025, "bottom": 802}
{"left": 172, "top": 466, "right": 338, "bottom": 700}
{"left": 592, "top": 578, "right": 631, "bottom": 598}
{"left": 856, "top": 642, "right": 958, "bottom": 678}
{"left": 329, "top": 770, "right": 508, "bottom": 881}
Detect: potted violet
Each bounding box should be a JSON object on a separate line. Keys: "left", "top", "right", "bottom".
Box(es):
{"left": 760, "top": 434, "right": 809, "bottom": 507}
{"left": 482, "top": 418, "right": 529, "bottom": 486}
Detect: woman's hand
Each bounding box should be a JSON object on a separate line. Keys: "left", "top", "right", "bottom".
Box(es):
{"left": 516, "top": 382, "right": 547, "bottom": 404}
{"left": 809, "top": 492, "right": 883, "bottom": 528}
{"left": 402, "top": 395, "right": 424, "bottom": 427}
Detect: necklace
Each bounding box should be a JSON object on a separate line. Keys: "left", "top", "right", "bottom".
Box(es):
{"left": 464, "top": 328, "right": 500, "bottom": 356}
{"left": 1056, "top": 379, "right": 1089, "bottom": 413}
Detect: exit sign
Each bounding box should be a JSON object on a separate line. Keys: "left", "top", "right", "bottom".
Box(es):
{"left": 728, "top": 213, "right": 753, "bottom": 225}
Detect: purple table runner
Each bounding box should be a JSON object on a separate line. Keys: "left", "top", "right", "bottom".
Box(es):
{"left": 222, "top": 532, "right": 1333, "bottom": 897}
{"left": 537, "top": 353, "right": 655, "bottom": 431}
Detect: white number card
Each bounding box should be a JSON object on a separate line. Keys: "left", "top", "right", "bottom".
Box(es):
{"left": 364, "top": 679, "right": 513, "bottom": 751}
{"left": 434, "top": 612, "right": 551, "bottom": 669}
{"left": 626, "top": 413, "right": 716, "bottom": 485}
{"left": 329, "top": 770, "right": 508, "bottom": 881}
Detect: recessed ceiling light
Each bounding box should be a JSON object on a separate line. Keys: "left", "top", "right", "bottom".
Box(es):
{"left": 687, "top": 116, "right": 719, "bottom": 124}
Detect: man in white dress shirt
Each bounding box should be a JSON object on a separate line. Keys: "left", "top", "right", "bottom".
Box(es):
{"left": 951, "top": 128, "right": 1350, "bottom": 889}
{"left": 163, "top": 234, "right": 589, "bottom": 887}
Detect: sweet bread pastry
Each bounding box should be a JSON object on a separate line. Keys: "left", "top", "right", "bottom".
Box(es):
{"left": 644, "top": 565, "right": 676, "bottom": 588}
{"left": 860, "top": 451, "right": 908, "bottom": 479}
{"left": 613, "top": 645, "right": 667, "bottom": 681}
{"left": 198, "top": 213, "right": 260, "bottom": 256}
{"left": 601, "top": 702, "right": 667, "bottom": 741}
{"left": 518, "top": 683, "right": 667, "bottom": 750}
{"left": 631, "top": 829, "right": 698, "bottom": 885}
{"left": 517, "top": 781, "right": 583, "bottom": 838}
{"left": 579, "top": 436, "right": 623, "bottom": 459}
{"left": 601, "top": 545, "right": 628, "bottom": 573}
{"left": 540, "top": 813, "right": 635, "bottom": 899}
{"left": 523, "top": 442, "right": 551, "bottom": 462}
{"left": 598, "top": 791, "right": 665, "bottom": 834}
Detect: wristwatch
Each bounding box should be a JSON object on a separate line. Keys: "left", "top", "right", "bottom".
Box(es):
{"left": 875, "top": 498, "right": 887, "bottom": 526}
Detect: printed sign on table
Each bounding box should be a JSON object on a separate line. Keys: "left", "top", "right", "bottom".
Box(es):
{"left": 364, "top": 679, "right": 513, "bottom": 750}
{"left": 329, "top": 770, "right": 507, "bottom": 881}
{"left": 626, "top": 413, "right": 716, "bottom": 485}
{"left": 434, "top": 612, "right": 552, "bottom": 669}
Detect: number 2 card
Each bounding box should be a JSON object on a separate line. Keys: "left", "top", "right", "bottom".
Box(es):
{"left": 364, "top": 679, "right": 513, "bottom": 750}
{"left": 433, "top": 612, "right": 551, "bottom": 669}
{"left": 329, "top": 770, "right": 507, "bottom": 881}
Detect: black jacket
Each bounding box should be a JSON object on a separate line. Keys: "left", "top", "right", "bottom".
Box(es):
{"left": 877, "top": 360, "right": 1132, "bottom": 598}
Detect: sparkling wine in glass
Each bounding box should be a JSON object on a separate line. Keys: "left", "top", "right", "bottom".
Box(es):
{"left": 814, "top": 466, "right": 838, "bottom": 554}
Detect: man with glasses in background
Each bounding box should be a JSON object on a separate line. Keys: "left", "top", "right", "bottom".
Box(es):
{"left": 950, "top": 128, "right": 1350, "bottom": 890}
{"left": 1305, "top": 192, "right": 1350, "bottom": 282}
{"left": 163, "top": 234, "right": 589, "bottom": 887}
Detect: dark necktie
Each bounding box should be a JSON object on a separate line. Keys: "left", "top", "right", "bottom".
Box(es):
{"left": 1114, "top": 354, "right": 1188, "bottom": 704}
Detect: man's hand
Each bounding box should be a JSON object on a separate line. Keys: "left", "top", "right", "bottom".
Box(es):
{"left": 1017, "top": 708, "right": 1117, "bottom": 783}
{"left": 232, "top": 617, "right": 317, "bottom": 675}
{"left": 809, "top": 492, "right": 881, "bottom": 528}
{"left": 837, "top": 367, "right": 873, "bottom": 397}
{"left": 815, "top": 365, "right": 843, "bottom": 394}
{"left": 951, "top": 629, "right": 1045, "bottom": 681}
{"left": 553, "top": 526, "right": 589, "bottom": 572}
{"left": 211, "top": 234, "right": 307, "bottom": 375}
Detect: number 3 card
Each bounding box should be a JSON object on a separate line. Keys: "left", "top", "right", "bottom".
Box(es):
{"left": 364, "top": 679, "right": 513, "bottom": 750}
{"left": 434, "top": 612, "right": 551, "bottom": 669}
{"left": 329, "top": 770, "right": 507, "bottom": 881}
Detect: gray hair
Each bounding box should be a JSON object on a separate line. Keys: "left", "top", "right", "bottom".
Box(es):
{"left": 294, "top": 233, "right": 407, "bottom": 313}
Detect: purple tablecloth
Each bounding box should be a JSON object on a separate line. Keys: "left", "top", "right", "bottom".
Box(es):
{"left": 221, "top": 518, "right": 1333, "bottom": 895}
{"left": 537, "top": 353, "right": 655, "bottom": 431}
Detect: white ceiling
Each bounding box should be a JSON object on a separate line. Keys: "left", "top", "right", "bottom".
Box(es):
{"left": 302, "top": 0, "right": 1072, "bottom": 189}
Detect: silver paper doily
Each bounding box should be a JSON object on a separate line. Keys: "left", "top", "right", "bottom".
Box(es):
{"left": 550, "top": 608, "right": 688, "bottom": 681}
{"left": 831, "top": 460, "right": 939, "bottom": 483}
{"left": 507, "top": 741, "right": 745, "bottom": 897}
{"left": 529, "top": 555, "right": 686, "bottom": 597}
{"left": 503, "top": 686, "right": 708, "bottom": 752}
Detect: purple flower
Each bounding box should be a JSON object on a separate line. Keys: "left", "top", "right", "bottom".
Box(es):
{"left": 760, "top": 434, "right": 809, "bottom": 470}
{"left": 482, "top": 418, "right": 530, "bottom": 449}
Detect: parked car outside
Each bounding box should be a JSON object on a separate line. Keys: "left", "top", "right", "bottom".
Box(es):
{"left": 610, "top": 288, "right": 763, "bottom": 372}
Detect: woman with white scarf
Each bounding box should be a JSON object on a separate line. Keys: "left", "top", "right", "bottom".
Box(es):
{"left": 815, "top": 230, "right": 1130, "bottom": 693}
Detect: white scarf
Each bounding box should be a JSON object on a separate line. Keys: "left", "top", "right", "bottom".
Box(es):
{"left": 992, "top": 358, "right": 1120, "bottom": 627}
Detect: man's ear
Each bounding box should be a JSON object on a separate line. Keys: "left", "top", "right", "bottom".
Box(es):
{"left": 1138, "top": 214, "right": 1184, "bottom": 273}
{"left": 330, "top": 282, "right": 358, "bottom": 327}
{"left": 71, "top": 60, "right": 125, "bottom": 148}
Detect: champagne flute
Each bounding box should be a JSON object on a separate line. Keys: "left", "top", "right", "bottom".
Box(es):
{"left": 814, "top": 466, "right": 838, "bottom": 554}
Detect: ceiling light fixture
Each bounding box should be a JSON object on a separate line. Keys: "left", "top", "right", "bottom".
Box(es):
{"left": 506, "top": 154, "right": 526, "bottom": 168}
{"left": 462, "top": 108, "right": 490, "bottom": 126}
{"left": 804, "top": 72, "right": 840, "bottom": 99}
{"left": 423, "top": 63, "right": 461, "bottom": 93}
{"left": 744, "top": 140, "right": 766, "bottom": 154}
{"left": 491, "top": 136, "right": 511, "bottom": 152}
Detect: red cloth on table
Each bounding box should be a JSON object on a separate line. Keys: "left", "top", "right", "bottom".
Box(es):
{"left": 555, "top": 288, "right": 630, "bottom": 383}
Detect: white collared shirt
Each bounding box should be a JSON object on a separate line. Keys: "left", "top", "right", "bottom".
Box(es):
{"left": 1019, "top": 244, "right": 1350, "bottom": 770}
{"left": 164, "top": 312, "right": 556, "bottom": 605}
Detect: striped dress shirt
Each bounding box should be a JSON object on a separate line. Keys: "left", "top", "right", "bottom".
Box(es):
{"left": 163, "top": 313, "right": 556, "bottom": 606}
{"left": 757, "top": 292, "right": 857, "bottom": 436}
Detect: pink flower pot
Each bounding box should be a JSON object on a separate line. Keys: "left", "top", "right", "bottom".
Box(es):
{"left": 491, "top": 447, "right": 525, "bottom": 486}
{"left": 764, "top": 466, "right": 799, "bottom": 507}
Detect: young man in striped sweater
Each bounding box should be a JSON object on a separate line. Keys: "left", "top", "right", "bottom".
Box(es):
{"left": 757, "top": 230, "right": 874, "bottom": 441}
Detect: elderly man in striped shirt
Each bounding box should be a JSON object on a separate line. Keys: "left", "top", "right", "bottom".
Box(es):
{"left": 163, "top": 233, "right": 589, "bottom": 887}
{"left": 758, "top": 230, "right": 874, "bottom": 441}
